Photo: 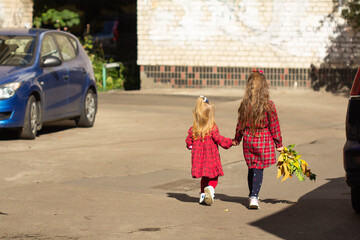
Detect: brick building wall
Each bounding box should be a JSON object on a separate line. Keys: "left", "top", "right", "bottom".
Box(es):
{"left": 0, "top": 0, "right": 33, "bottom": 28}
{"left": 138, "top": 0, "right": 359, "bottom": 89}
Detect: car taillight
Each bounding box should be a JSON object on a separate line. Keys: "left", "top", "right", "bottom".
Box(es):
{"left": 350, "top": 68, "right": 360, "bottom": 95}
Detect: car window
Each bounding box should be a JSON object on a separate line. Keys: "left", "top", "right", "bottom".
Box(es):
{"left": 55, "top": 34, "right": 76, "bottom": 61}
{"left": 68, "top": 36, "right": 78, "bottom": 52}
{"left": 0, "top": 35, "right": 35, "bottom": 66}
{"left": 41, "top": 35, "right": 61, "bottom": 60}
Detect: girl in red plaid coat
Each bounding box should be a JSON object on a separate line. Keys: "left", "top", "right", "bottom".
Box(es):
{"left": 234, "top": 70, "right": 283, "bottom": 209}
{"left": 186, "top": 96, "right": 235, "bottom": 205}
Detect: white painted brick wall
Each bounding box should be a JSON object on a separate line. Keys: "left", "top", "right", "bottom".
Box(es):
{"left": 138, "top": 0, "right": 359, "bottom": 69}
{"left": 0, "top": 0, "right": 33, "bottom": 28}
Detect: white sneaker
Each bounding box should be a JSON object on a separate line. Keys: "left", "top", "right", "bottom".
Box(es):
{"left": 199, "top": 193, "right": 205, "bottom": 204}
{"left": 204, "top": 186, "right": 215, "bottom": 205}
{"left": 249, "top": 196, "right": 260, "bottom": 209}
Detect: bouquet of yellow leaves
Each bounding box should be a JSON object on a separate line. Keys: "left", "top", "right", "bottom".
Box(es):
{"left": 277, "top": 144, "right": 316, "bottom": 182}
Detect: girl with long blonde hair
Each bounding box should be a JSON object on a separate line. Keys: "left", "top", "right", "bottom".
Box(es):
{"left": 234, "top": 70, "right": 283, "bottom": 209}
{"left": 186, "top": 96, "right": 235, "bottom": 205}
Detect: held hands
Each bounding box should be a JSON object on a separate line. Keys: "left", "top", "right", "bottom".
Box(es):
{"left": 232, "top": 139, "right": 239, "bottom": 146}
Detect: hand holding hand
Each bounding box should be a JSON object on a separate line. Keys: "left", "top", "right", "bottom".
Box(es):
{"left": 276, "top": 146, "right": 284, "bottom": 152}
{"left": 232, "top": 139, "right": 239, "bottom": 146}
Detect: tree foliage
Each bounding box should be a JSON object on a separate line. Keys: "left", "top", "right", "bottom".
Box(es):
{"left": 342, "top": 0, "right": 360, "bottom": 29}
{"left": 34, "top": 9, "right": 80, "bottom": 29}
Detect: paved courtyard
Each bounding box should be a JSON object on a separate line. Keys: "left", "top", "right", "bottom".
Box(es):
{"left": 0, "top": 88, "right": 359, "bottom": 239}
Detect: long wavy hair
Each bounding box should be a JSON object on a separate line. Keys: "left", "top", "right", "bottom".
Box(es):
{"left": 192, "top": 96, "right": 215, "bottom": 140}
{"left": 237, "top": 71, "right": 271, "bottom": 133}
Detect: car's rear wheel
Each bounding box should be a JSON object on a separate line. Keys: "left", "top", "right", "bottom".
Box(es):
{"left": 75, "top": 89, "right": 97, "bottom": 127}
{"left": 351, "top": 186, "right": 360, "bottom": 214}
{"left": 19, "top": 95, "right": 38, "bottom": 139}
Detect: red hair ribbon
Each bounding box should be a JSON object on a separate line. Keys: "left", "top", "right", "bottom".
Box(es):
{"left": 252, "top": 69, "right": 264, "bottom": 74}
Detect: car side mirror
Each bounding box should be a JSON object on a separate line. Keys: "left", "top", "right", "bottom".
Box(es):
{"left": 41, "top": 56, "right": 62, "bottom": 68}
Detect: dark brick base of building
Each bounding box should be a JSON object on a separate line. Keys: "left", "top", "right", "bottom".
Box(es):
{"left": 141, "top": 65, "right": 311, "bottom": 88}
{"left": 140, "top": 65, "right": 357, "bottom": 90}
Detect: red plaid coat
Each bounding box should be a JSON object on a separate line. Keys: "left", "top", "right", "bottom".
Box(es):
{"left": 186, "top": 125, "right": 232, "bottom": 178}
{"left": 234, "top": 101, "right": 283, "bottom": 169}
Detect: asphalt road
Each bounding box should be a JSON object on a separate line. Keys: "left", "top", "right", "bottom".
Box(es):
{"left": 0, "top": 89, "right": 359, "bottom": 239}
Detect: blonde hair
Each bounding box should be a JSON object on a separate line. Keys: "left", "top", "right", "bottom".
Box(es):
{"left": 237, "top": 71, "right": 271, "bottom": 133}
{"left": 192, "top": 96, "right": 215, "bottom": 140}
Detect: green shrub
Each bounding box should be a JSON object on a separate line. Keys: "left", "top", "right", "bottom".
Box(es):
{"left": 81, "top": 34, "right": 125, "bottom": 91}
{"left": 34, "top": 8, "right": 80, "bottom": 29}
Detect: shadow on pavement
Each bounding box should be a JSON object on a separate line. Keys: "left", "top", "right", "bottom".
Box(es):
{"left": 0, "top": 129, "right": 20, "bottom": 140}
{"left": 38, "top": 121, "right": 76, "bottom": 136}
{"left": 260, "top": 198, "right": 296, "bottom": 205}
{"left": 0, "top": 120, "right": 76, "bottom": 140}
{"left": 217, "top": 194, "right": 296, "bottom": 209}
{"left": 167, "top": 193, "right": 198, "bottom": 203}
{"left": 167, "top": 191, "right": 296, "bottom": 207}
{"left": 251, "top": 177, "right": 360, "bottom": 240}
{"left": 167, "top": 193, "right": 296, "bottom": 209}
{"left": 215, "top": 194, "right": 248, "bottom": 208}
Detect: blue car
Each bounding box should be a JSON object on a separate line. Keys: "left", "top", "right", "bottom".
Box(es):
{"left": 0, "top": 28, "right": 97, "bottom": 139}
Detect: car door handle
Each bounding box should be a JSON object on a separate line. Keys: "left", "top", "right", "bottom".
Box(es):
{"left": 63, "top": 75, "right": 69, "bottom": 80}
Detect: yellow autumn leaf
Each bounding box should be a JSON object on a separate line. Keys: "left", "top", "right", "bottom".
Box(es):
{"left": 294, "top": 161, "right": 300, "bottom": 169}
{"left": 283, "top": 163, "right": 289, "bottom": 175}
{"left": 301, "top": 164, "right": 306, "bottom": 173}
{"left": 277, "top": 168, "right": 282, "bottom": 179}
{"left": 281, "top": 172, "right": 290, "bottom": 182}
{"left": 300, "top": 159, "right": 308, "bottom": 166}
